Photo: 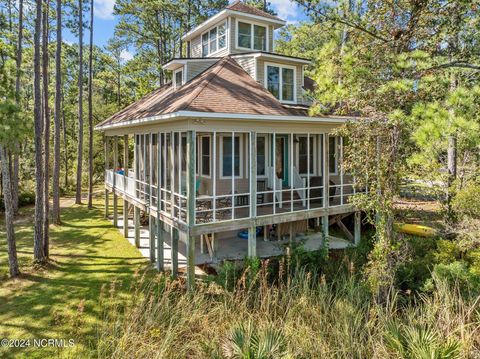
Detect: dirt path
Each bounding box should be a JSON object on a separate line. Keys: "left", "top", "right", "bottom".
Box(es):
{"left": 11, "top": 190, "right": 104, "bottom": 226}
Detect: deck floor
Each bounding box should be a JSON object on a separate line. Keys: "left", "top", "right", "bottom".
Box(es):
{"left": 113, "top": 213, "right": 353, "bottom": 270}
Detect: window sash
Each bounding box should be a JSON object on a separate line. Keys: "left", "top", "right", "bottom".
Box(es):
{"left": 222, "top": 136, "right": 240, "bottom": 177}
{"left": 298, "top": 136, "right": 314, "bottom": 174}
{"left": 253, "top": 24, "right": 266, "bottom": 51}
{"left": 266, "top": 64, "right": 295, "bottom": 102}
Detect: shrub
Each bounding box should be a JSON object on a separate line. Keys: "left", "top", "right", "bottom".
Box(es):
{"left": 453, "top": 183, "right": 480, "bottom": 218}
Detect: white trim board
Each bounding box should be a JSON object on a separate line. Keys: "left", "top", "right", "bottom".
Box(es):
{"left": 96, "top": 111, "right": 357, "bottom": 131}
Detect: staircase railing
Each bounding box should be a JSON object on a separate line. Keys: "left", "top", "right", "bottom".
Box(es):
{"left": 292, "top": 166, "right": 307, "bottom": 206}
{"left": 266, "top": 166, "right": 283, "bottom": 208}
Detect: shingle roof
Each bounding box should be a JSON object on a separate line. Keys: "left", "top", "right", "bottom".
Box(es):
{"left": 226, "top": 1, "right": 283, "bottom": 22}
{"left": 96, "top": 57, "right": 295, "bottom": 129}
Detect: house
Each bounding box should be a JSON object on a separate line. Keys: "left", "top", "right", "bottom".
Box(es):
{"left": 95, "top": 1, "right": 363, "bottom": 289}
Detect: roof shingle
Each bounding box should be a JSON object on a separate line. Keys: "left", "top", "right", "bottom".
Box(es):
{"left": 226, "top": 1, "right": 283, "bottom": 22}
{"left": 96, "top": 57, "right": 294, "bottom": 128}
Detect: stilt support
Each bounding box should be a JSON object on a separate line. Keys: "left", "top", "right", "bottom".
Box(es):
{"left": 104, "top": 189, "right": 109, "bottom": 219}
{"left": 156, "top": 216, "right": 164, "bottom": 271}
{"left": 123, "top": 200, "right": 128, "bottom": 238}
{"left": 149, "top": 214, "right": 155, "bottom": 263}
{"left": 171, "top": 226, "right": 178, "bottom": 279}
{"left": 354, "top": 211, "right": 361, "bottom": 245}
{"left": 134, "top": 206, "right": 140, "bottom": 248}
{"left": 248, "top": 226, "right": 257, "bottom": 257}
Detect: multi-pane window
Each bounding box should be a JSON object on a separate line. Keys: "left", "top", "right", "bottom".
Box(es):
{"left": 253, "top": 25, "right": 266, "bottom": 50}
{"left": 257, "top": 136, "right": 266, "bottom": 176}
{"left": 329, "top": 136, "right": 338, "bottom": 174}
{"left": 298, "top": 136, "right": 314, "bottom": 175}
{"left": 238, "top": 21, "right": 266, "bottom": 51}
{"left": 202, "top": 21, "right": 227, "bottom": 56}
{"left": 238, "top": 22, "right": 251, "bottom": 48}
{"left": 266, "top": 64, "right": 295, "bottom": 102}
{"left": 222, "top": 136, "right": 241, "bottom": 177}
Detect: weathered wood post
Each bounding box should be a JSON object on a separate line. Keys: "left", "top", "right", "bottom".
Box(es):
{"left": 104, "top": 136, "right": 109, "bottom": 219}
{"left": 354, "top": 211, "right": 361, "bottom": 245}
{"left": 134, "top": 206, "right": 140, "bottom": 248}
{"left": 171, "top": 227, "right": 178, "bottom": 278}
{"left": 123, "top": 134, "right": 129, "bottom": 238}
{"left": 186, "top": 130, "right": 196, "bottom": 291}
{"left": 113, "top": 136, "right": 118, "bottom": 228}
{"left": 248, "top": 131, "right": 257, "bottom": 257}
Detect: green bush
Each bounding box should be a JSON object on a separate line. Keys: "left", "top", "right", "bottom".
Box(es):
{"left": 0, "top": 191, "right": 35, "bottom": 211}
{"left": 453, "top": 183, "right": 480, "bottom": 218}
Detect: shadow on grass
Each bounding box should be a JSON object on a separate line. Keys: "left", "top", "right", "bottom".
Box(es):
{"left": 0, "top": 198, "right": 152, "bottom": 358}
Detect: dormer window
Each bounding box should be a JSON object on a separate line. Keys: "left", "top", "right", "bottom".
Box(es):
{"left": 237, "top": 21, "right": 267, "bottom": 51}
{"left": 265, "top": 63, "right": 296, "bottom": 103}
{"left": 173, "top": 68, "right": 184, "bottom": 89}
{"left": 201, "top": 21, "right": 227, "bottom": 57}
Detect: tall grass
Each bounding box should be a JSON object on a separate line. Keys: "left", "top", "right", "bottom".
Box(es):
{"left": 94, "top": 264, "right": 480, "bottom": 358}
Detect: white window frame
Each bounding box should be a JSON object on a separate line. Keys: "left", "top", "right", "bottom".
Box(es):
{"left": 173, "top": 68, "right": 185, "bottom": 89}
{"left": 264, "top": 62, "right": 297, "bottom": 104}
{"left": 296, "top": 135, "right": 317, "bottom": 176}
{"left": 329, "top": 136, "right": 339, "bottom": 175}
{"left": 235, "top": 19, "right": 268, "bottom": 52}
{"left": 198, "top": 135, "right": 211, "bottom": 178}
{"left": 256, "top": 134, "right": 268, "bottom": 178}
{"left": 219, "top": 134, "right": 243, "bottom": 179}
{"left": 201, "top": 20, "right": 227, "bottom": 57}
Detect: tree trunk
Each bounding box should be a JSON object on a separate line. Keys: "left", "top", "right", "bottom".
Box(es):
{"left": 42, "top": 0, "right": 50, "bottom": 258}
{"left": 33, "top": 0, "right": 46, "bottom": 263}
{"left": 61, "top": 89, "right": 68, "bottom": 188}
{"left": 52, "top": 0, "right": 62, "bottom": 225}
{"left": 0, "top": 146, "right": 20, "bottom": 278}
{"left": 75, "top": 0, "right": 84, "bottom": 204}
{"left": 12, "top": 0, "right": 24, "bottom": 215}
{"left": 87, "top": 0, "right": 94, "bottom": 209}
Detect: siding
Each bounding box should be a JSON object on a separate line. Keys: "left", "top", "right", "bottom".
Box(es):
{"left": 191, "top": 35, "right": 202, "bottom": 57}
{"left": 186, "top": 60, "right": 219, "bottom": 82}
{"left": 257, "top": 59, "right": 304, "bottom": 104}
{"left": 233, "top": 56, "right": 255, "bottom": 79}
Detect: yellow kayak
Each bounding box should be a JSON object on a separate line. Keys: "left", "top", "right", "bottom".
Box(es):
{"left": 394, "top": 223, "right": 437, "bottom": 237}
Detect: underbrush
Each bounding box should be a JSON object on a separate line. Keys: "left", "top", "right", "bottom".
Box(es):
{"left": 93, "top": 262, "right": 480, "bottom": 358}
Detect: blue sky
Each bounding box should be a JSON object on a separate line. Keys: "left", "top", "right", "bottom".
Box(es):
{"left": 64, "top": 0, "right": 308, "bottom": 60}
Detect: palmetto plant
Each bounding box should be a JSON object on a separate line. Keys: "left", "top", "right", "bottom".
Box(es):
{"left": 222, "top": 321, "right": 287, "bottom": 359}
{"left": 384, "top": 322, "right": 461, "bottom": 359}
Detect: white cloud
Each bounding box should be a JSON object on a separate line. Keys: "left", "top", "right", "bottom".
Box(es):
{"left": 120, "top": 49, "right": 134, "bottom": 62}
{"left": 269, "top": 0, "right": 299, "bottom": 23}
{"left": 94, "top": 0, "right": 116, "bottom": 20}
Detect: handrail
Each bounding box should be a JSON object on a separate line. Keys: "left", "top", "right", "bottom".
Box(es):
{"left": 291, "top": 166, "right": 307, "bottom": 206}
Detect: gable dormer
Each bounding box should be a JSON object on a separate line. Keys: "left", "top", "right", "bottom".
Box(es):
{"left": 183, "top": 1, "right": 285, "bottom": 58}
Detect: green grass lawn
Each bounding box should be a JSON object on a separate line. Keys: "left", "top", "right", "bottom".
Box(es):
{"left": 0, "top": 197, "right": 150, "bottom": 358}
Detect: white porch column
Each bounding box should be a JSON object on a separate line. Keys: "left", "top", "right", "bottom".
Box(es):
{"left": 322, "top": 133, "right": 329, "bottom": 242}
{"left": 123, "top": 134, "right": 129, "bottom": 238}
{"left": 113, "top": 136, "right": 118, "bottom": 228}
{"left": 186, "top": 130, "right": 196, "bottom": 291}
{"left": 248, "top": 131, "right": 257, "bottom": 257}
{"left": 104, "top": 136, "right": 109, "bottom": 219}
